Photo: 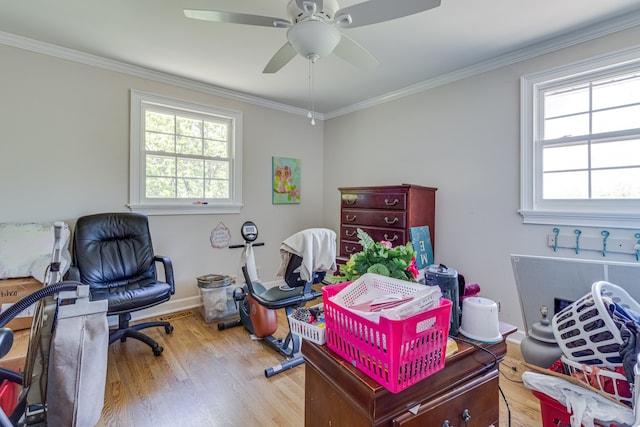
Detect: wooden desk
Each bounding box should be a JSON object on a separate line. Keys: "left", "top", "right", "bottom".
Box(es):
{"left": 302, "top": 323, "right": 517, "bottom": 427}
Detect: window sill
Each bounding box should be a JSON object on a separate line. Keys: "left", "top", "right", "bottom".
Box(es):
{"left": 519, "top": 209, "right": 640, "bottom": 229}
{"left": 127, "top": 203, "right": 242, "bottom": 216}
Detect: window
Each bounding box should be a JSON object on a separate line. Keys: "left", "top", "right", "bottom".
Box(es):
{"left": 129, "top": 91, "right": 243, "bottom": 215}
{"left": 520, "top": 47, "right": 640, "bottom": 228}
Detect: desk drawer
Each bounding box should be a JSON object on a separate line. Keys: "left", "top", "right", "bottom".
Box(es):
{"left": 341, "top": 192, "right": 406, "bottom": 210}
{"left": 341, "top": 209, "right": 406, "bottom": 229}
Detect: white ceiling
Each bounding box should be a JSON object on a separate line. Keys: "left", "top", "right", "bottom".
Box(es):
{"left": 2, "top": 1, "right": 640, "bottom": 116}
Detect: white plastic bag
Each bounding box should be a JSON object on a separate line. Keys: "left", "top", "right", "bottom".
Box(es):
{"left": 522, "top": 371, "right": 635, "bottom": 427}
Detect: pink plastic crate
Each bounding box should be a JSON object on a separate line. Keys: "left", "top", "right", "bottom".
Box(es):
{"left": 323, "top": 281, "right": 451, "bottom": 393}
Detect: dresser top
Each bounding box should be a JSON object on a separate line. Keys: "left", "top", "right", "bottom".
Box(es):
{"left": 338, "top": 184, "right": 438, "bottom": 192}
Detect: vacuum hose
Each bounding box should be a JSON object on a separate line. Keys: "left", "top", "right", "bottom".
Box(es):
{"left": 0, "top": 281, "right": 80, "bottom": 328}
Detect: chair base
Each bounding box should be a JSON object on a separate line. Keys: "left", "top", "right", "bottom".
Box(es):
{"left": 110, "top": 315, "right": 174, "bottom": 356}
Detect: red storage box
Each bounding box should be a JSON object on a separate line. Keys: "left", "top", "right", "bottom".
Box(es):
{"left": 323, "top": 280, "right": 451, "bottom": 393}
{"left": 531, "top": 390, "right": 619, "bottom": 427}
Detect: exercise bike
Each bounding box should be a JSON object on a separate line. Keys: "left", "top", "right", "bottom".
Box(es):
{"left": 218, "top": 221, "right": 331, "bottom": 377}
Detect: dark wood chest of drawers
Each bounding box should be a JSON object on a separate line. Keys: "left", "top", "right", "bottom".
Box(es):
{"left": 338, "top": 184, "right": 437, "bottom": 264}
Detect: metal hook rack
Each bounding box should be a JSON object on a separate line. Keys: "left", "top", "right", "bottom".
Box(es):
{"left": 547, "top": 228, "right": 640, "bottom": 260}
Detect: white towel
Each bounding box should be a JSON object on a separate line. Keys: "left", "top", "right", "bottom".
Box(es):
{"left": 277, "top": 228, "right": 337, "bottom": 282}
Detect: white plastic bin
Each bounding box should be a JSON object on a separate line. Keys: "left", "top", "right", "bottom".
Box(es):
{"left": 197, "top": 274, "right": 236, "bottom": 322}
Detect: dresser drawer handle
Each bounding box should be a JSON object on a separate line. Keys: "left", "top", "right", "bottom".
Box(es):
{"left": 384, "top": 198, "right": 399, "bottom": 206}
{"left": 383, "top": 234, "right": 398, "bottom": 242}
{"left": 345, "top": 215, "right": 357, "bottom": 222}
{"left": 345, "top": 230, "right": 356, "bottom": 237}
{"left": 345, "top": 199, "right": 356, "bottom": 205}
{"left": 384, "top": 216, "right": 398, "bottom": 224}
{"left": 345, "top": 246, "right": 357, "bottom": 254}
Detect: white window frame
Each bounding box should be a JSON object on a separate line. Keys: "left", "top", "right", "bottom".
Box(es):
{"left": 520, "top": 46, "right": 640, "bottom": 229}
{"left": 128, "top": 90, "right": 243, "bottom": 215}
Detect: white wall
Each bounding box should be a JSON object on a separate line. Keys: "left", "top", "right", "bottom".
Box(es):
{"left": 3, "top": 26, "right": 640, "bottom": 328}
{"left": 0, "top": 44, "right": 324, "bottom": 308}
{"left": 323, "top": 27, "right": 640, "bottom": 331}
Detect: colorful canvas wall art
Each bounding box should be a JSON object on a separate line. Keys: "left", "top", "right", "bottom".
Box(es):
{"left": 272, "top": 157, "right": 301, "bottom": 204}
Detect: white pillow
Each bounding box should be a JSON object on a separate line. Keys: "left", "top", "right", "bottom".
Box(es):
{"left": 0, "top": 222, "right": 71, "bottom": 283}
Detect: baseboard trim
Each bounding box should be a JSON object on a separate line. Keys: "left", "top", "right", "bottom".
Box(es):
{"left": 506, "top": 329, "right": 525, "bottom": 345}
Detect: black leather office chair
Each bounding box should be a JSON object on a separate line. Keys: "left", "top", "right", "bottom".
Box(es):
{"left": 69, "top": 212, "right": 175, "bottom": 356}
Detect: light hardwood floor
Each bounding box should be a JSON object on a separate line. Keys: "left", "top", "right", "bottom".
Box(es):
{"left": 93, "top": 308, "right": 543, "bottom": 427}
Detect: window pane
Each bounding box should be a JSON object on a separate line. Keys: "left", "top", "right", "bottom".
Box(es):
{"left": 543, "top": 144, "right": 588, "bottom": 172}
{"left": 177, "top": 158, "right": 203, "bottom": 178}
{"left": 176, "top": 117, "right": 202, "bottom": 138}
{"left": 205, "top": 160, "right": 229, "bottom": 179}
{"left": 592, "top": 167, "right": 640, "bottom": 198}
{"left": 543, "top": 171, "right": 588, "bottom": 199}
{"left": 592, "top": 73, "right": 640, "bottom": 110}
{"left": 544, "top": 114, "right": 589, "bottom": 140}
{"left": 592, "top": 105, "right": 640, "bottom": 134}
{"left": 592, "top": 139, "right": 640, "bottom": 168}
{"left": 177, "top": 178, "right": 204, "bottom": 198}
{"left": 544, "top": 85, "right": 589, "bottom": 118}
{"left": 146, "top": 177, "right": 176, "bottom": 198}
{"left": 146, "top": 132, "right": 175, "bottom": 153}
{"left": 204, "top": 140, "right": 229, "bottom": 158}
{"left": 176, "top": 136, "right": 202, "bottom": 156}
{"left": 204, "top": 122, "right": 228, "bottom": 140}
{"left": 205, "top": 179, "right": 229, "bottom": 199}
{"left": 146, "top": 112, "right": 174, "bottom": 133}
{"left": 146, "top": 155, "right": 175, "bottom": 177}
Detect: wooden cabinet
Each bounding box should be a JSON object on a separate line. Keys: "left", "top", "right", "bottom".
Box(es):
{"left": 302, "top": 323, "right": 517, "bottom": 427}
{"left": 338, "top": 184, "right": 436, "bottom": 264}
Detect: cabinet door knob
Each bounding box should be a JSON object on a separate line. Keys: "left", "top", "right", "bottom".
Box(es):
{"left": 384, "top": 216, "right": 398, "bottom": 224}
{"left": 383, "top": 234, "right": 398, "bottom": 242}
{"left": 345, "top": 215, "right": 357, "bottom": 222}
{"left": 384, "top": 198, "right": 399, "bottom": 206}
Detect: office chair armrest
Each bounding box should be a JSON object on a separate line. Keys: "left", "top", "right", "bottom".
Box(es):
{"left": 64, "top": 265, "right": 81, "bottom": 282}
{"left": 154, "top": 255, "right": 175, "bottom": 294}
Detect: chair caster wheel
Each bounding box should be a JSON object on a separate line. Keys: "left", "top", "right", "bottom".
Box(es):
{"left": 165, "top": 325, "right": 174, "bottom": 334}
{"left": 153, "top": 346, "right": 164, "bottom": 356}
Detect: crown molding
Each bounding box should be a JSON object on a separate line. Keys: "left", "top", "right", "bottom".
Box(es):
{"left": 0, "top": 31, "right": 324, "bottom": 121}
{"left": 324, "top": 9, "right": 640, "bottom": 119}
{"left": 2, "top": 7, "right": 640, "bottom": 122}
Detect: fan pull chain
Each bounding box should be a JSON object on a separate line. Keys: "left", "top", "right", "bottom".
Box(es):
{"left": 307, "top": 54, "right": 318, "bottom": 125}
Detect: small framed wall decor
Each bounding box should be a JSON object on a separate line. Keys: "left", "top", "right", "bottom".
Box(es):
{"left": 272, "top": 156, "right": 301, "bottom": 204}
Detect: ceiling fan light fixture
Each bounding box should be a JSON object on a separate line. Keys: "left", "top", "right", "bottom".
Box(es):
{"left": 287, "top": 20, "right": 341, "bottom": 59}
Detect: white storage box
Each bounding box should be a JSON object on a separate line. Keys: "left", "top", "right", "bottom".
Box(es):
{"left": 288, "top": 304, "right": 326, "bottom": 345}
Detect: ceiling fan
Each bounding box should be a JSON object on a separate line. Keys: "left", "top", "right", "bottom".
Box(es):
{"left": 183, "top": 0, "right": 442, "bottom": 73}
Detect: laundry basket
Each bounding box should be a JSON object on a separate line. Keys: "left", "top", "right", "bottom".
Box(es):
{"left": 552, "top": 281, "right": 640, "bottom": 368}
{"left": 323, "top": 278, "right": 451, "bottom": 393}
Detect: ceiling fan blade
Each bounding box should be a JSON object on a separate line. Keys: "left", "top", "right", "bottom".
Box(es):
{"left": 184, "top": 9, "right": 291, "bottom": 28}
{"left": 333, "top": 35, "right": 379, "bottom": 70}
{"left": 335, "top": 0, "right": 441, "bottom": 29}
{"left": 263, "top": 42, "right": 298, "bottom": 73}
